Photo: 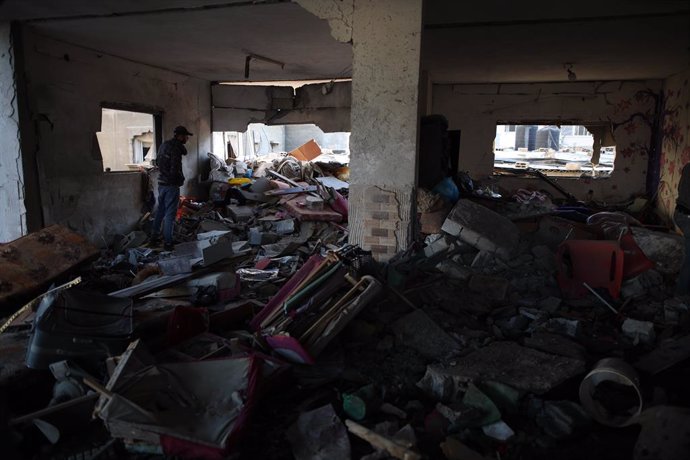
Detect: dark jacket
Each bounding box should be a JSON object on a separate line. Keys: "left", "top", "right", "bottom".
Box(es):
{"left": 157, "top": 138, "right": 187, "bottom": 187}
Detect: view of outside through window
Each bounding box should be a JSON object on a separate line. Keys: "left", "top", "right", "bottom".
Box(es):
{"left": 97, "top": 108, "right": 155, "bottom": 172}
{"left": 494, "top": 124, "right": 615, "bottom": 177}
{"left": 212, "top": 123, "right": 350, "bottom": 161}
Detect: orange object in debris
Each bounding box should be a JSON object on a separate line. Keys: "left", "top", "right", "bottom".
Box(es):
{"left": 619, "top": 232, "right": 655, "bottom": 279}
{"left": 288, "top": 139, "right": 322, "bottom": 162}
{"left": 556, "top": 240, "right": 625, "bottom": 300}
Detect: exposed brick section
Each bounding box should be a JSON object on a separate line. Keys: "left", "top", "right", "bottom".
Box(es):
{"left": 371, "top": 227, "right": 389, "bottom": 237}
{"left": 349, "top": 185, "right": 414, "bottom": 261}
{"left": 370, "top": 211, "right": 390, "bottom": 220}
{"left": 371, "top": 194, "right": 391, "bottom": 203}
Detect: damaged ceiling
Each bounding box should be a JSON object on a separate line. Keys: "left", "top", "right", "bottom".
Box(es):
{"left": 2, "top": 0, "right": 688, "bottom": 83}
{"left": 423, "top": 0, "right": 690, "bottom": 83}
{"left": 10, "top": 1, "right": 352, "bottom": 82}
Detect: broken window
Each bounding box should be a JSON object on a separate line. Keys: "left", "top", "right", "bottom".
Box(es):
{"left": 212, "top": 123, "right": 350, "bottom": 161}
{"left": 493, "top": 124, "right": 616, "bottom": 178}
{"left": 97, "top": 108, "right": 158, "bottom": 172}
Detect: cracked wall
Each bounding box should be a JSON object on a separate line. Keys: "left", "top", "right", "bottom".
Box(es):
{"left": 295, "top": 0, "right": 423, "bottom": 259}
{"left": 347, "top": 0, "right": 423, "bottom": 259}
{"left": 433, "top": 80, "right": 662, "bottom": 203}
{"left": 0, "top": 22, "right": 25, "bottom": 242}
{"left": 19, "top": 27, "right": 211, "bottom": 244}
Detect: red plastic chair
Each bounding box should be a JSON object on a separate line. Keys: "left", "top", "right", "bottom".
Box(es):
{"left": 557, "top": 240, "right": 625, "bottom": 299}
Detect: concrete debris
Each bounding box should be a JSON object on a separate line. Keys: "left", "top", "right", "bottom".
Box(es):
{"left": 534, "top": 400, "right": 591, "bottom": 439}
{"left": 524, "top": 332, "right": 586, "bottom": 360}
{"left": 4, "top": 159, "right": 690, "bottom": 460}
{"left": 419, "top": 342, "right": 585, "bottom": 398}
{"left": 622, "top": 318, "right": 656, "bottom": 345}
{"left": 468, "top": 275, "right": 510, "bottom": 301}
{"left": 481, "top": 420, "right": 515, "bottom": 441}
{"left": 436, "top": 259, "right": 472, "bottom": 281}
{"left": 441, "top": 199, "right": 520, "bottom": 260}
{"left": 287, "top": 404, "right": 351, "bottom": 460}
{"left": 440, "top": 436, "right": 488, "bottom": 460}
{"left": 392, "top": 310, "right": 459, "bottom": 360}
{"left": 631, "top": 227, "right": 684, "bottom": 275}
{"left": 621, "top": 269, "right": 663, "bottom": 299}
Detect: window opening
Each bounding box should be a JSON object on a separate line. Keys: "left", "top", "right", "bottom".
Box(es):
{"left": 494, "top": 124, "right": 616, "bottom": 178}
{"left": 212, "top": 123, "right": 350, "bottom": 162}
{"left": 97, "top": 108, "right": 157, "bottom": 172}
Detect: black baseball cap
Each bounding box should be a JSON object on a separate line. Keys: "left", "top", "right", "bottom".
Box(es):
{"left": 174, "top": 126, "right": 193, "bottom": 136}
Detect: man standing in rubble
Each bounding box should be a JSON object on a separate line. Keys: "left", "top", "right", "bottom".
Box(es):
{"left": 150, "top": 125, "right": 193, "bottom": 251}
{"left": 675, "top": 162, "right": 690, "bottom": 298}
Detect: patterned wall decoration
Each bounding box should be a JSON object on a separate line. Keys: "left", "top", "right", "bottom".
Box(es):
{"left": 658, "top": 69, "right": 690, "bottom": 224}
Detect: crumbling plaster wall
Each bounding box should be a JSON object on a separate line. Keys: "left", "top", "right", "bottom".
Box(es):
{"left": 432, "top": 81, "right": 662, "bottom": 203}
{"left": 658, "top": 67, "right": 690, "bottom": 224}
{"left": 297, "top": 0, "right": 423, "bottom": 259}
{"left": 19, "top": 27, "right": 211, "bottom": 244}
{"left": 0, "top": 22, "right": 25, "bottom": 243}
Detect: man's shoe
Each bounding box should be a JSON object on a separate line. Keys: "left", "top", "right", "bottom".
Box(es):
{"left": 163, "top": 242, "right": 175, "bottom": 252}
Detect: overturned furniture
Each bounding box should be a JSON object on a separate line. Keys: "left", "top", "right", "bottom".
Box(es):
{"left": 93, "top": 340, "right": 267, "bottom": 459}
{"left": 251, "top": 246, "right": 382, "bottom": 363}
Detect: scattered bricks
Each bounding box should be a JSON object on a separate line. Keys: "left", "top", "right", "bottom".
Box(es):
{"left": 441, "top": 199, "right": 520, "bottom": 260}
{"left": 622, "top": 318, "right": 656, "bottom": 345}
{"left": 468, "top": 275, "right": 510, "bottom": 301}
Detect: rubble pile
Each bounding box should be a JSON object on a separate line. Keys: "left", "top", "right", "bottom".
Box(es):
{"left": 1, "top": 154, "right": 690, "bottom": 460}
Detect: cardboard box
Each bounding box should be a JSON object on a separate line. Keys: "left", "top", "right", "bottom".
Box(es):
{"left": 288, "top": 139, "right": 322, "bottom": 162}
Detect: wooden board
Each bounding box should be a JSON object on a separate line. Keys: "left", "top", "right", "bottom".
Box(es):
{"left": 0, "top": 225, "right": 99, "bottom": 312}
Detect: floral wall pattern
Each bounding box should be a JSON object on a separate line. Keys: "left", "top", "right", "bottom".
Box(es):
{"left": 658, "top": 68, "right": 690, "bottom": 224}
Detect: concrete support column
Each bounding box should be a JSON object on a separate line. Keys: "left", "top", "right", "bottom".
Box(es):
{"left": 348, "top": 0, "right": 423, "bottom": 260}
{"left": 0, "top": 22, "right": 25, "bottom": 242}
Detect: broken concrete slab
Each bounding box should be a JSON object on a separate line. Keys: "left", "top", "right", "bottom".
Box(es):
{"left": 622, "top": 318, "right": 656, "bottom": 345}
{"left": 524, "top": 332, "right": 586, "bottom": 360}
{"left": 418, "top": 341, "right": 585, "bottom": 398}
{"left": 621, "top": 269, "right": 663, "bottom": 299}
{"left": 287, "top": 404, "right": 350, "bottom": 460}
{"left": 435, "top": 260, "right": 472, "bottom": 282}
{"left": 392, "top": 310, "right": 459, "bottom": 360}
{"left": 226, "top": 204, "right": 254, "bottom": 223}
{"left": 468, "top": 275, "right": 510, "bottom": 301}
{"left": 441, "top": 199, "right": 519, "bottom": 260}
{"left": 631, "top": 227, "right": 684, "bottom": 275}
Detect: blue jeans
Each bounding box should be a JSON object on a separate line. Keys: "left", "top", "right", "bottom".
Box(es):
{"left": 674, "top": 209, "right": 690, "bottom": 296}
{"left": 152, "top": 185, "right": 180, "bottom": 245}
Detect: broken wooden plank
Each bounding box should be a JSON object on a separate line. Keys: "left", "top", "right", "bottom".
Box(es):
{"left": 345, "top": 420, "right": 421, "bottom": 460}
